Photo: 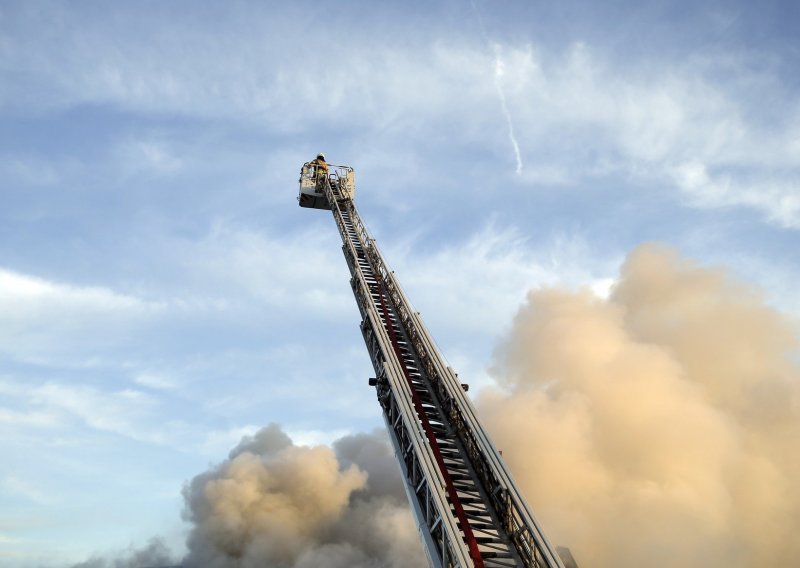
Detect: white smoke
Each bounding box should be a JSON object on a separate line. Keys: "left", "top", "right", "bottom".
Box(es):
{"left": 479, "top": 243, "right": 800, "bottom": 568}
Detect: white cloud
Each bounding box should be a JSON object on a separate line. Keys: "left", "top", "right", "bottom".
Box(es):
{"left": 0, "top": 407, "right": 60, "bottom": 428}
{"left": 367, "top": 224, "right": 628, "bottom": 395}
{"left": 176, "top": 222, "right": 354, "bottom": 319}
{"left": 198, "top": 425, "right": 261, "bottom": 457}
{"left": 286, "top": 427, "right": 354, "bottom": 448}
{"left": 116, "top": 136, "right": 183, "bottom": 176}
{"left": 671, "top": 160, "right": 800, "bottom": 228}
{"left": 0, "top": 156, "right": 59, "bottom": 186}
{"left": 2, "top": 476, "right": 53, "bottom": 505}
{"left": 133, "top": 373, "right": 178, "bottom": 391}
{"left": 388, "top": 223, "right": 620, "bottom": 338}
{"left": 3, "top": 5, "right": 797, "bottom": 226}
{"left": 27, "top": 383, "right": 158, "bottom": 440}
{"left": 590, "top": 277, "right": 616, "bottom": 299}
{"left": 0, "top": 533, "right": 22, "bottom": 545}
{"left": 0, "top": 269, "right": 161, "bottom": 312}
{"left": 496, "top": 42, "right": 800, "bottom": 226}
{"left": 0, "top": 6, "right": 796, "bottom": 563}
{"left": 0, "top": 268, "right": 165, "bottom": 364}
{"left": 0, "top": 377, "right": 194, "bottom": 448}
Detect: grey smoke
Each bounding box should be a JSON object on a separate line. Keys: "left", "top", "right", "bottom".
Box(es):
{"left": 69, "top": 538, "right": 177, "bottom": 568}
{"left": 181, "top": 425, "right": 425, "bottom": 568}
{"left": 69, "top": 427, "right": 424, "bottom": 568}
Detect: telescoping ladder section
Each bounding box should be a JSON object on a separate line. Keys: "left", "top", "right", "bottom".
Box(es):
{"left": 320, "top": 173, "right": 566, "bottom": 568}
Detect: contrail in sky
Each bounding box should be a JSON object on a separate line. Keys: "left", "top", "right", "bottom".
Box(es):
{"left": 470, "top": 0, "right": 523, "bottom": 175}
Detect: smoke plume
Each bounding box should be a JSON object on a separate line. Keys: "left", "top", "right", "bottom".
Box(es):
{"left": 69, "top": 538, "right": 177, "bottom": 568}
{"left": 479, "top": 243, "right": 800, "bottom": 567}
{"left": 181, "top": 424, "right": 426, "bottom": 568}
{"left": 69, "top": 244, "right": 799, "bottom": 568}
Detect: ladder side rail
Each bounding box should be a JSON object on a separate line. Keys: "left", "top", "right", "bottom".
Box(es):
{"left": 437, "top": 365, "right": 564, "bottom": 568}
{"left": 388, "top": 269, "right": 564, "bottom": 568}
{"left": 351, "top": 225, "right": 540, "bottom": 566}
{"left": 370, "top": 249, "right": 565, "bottom": 568}
{"left": 358, "top": 238, "right": 544, "bottom": 567}
{"left": 319, "top": 178, "right": 563, "bottom": 567}
{"left": 321, "top": 178, "right": 358, "bottom": 263}
{"left": 360, "top": 321, "right": 457, "bottom": 568}
{"left": 363, "top": 307, "right": 472, "bottom": 568}
{"left": 355, "top": 269, "right": 474, "bottom": 568}
{"left": 380, "top": 368, "right": 443, "bottom": 562}
{"left": 374, "top": 286, "right": 486, "bottom": 568}
{"left": 379, "top": 382, "right": 445, "bottom": 568}
{"left": 320, "top": 185, "right": 474, "bottom": 567}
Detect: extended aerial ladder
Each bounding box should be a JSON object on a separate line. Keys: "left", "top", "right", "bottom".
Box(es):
{"left": 299, "top": 162, "right": 571, "bottom": 568}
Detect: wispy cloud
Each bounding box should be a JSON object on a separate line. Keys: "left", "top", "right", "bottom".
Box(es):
{"left": 133, "top": 373, "right": 178, "bottom": 391}
{"left": 0, "top": 157, "right": 59, "bottom": 187}
{"left": 0, "top": 532, "right": 22, "bottom": 544}
{"left": 116, "top": 136, "right": 183, "bottom": 176}
{"left": 0, "top": 268, "right": 164, "bottom": 365}
{"left": 387, "top": 223, "right": 619, "bottom": 337}
{"left": 0, "top": 3, "right": 797, "bottom": 564}
{"left": 177, "top": 222, "right": 354, "bottom": 318}
{"left": 0, "top": 269, "right": 160, "bottom": 311}
{"left": 671, "top": 160, "right": 800, "bottom": 228}
{"left": 2, "top": 476, "right": 53, "bottom": 505}
{"left": 2, "top": 1, "right": 798, "bottom": 227}
{"left": 1, "top": 380, "right": 165, "bottom": 443}
{"left": 489, "top": 42, "right": 800, "bottom": 227}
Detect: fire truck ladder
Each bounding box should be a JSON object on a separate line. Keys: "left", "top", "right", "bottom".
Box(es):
{"left": 315, "top": 170, "right": 566, "bottom": 568}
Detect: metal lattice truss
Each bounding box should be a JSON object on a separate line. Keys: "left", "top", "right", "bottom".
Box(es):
{"left": 319, "top": 170, "right": 566, "bottom": 568}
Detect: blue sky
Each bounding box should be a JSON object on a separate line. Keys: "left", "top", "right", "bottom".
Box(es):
{"left": 1, "top": 0, "right": 798, "bottom": 565}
